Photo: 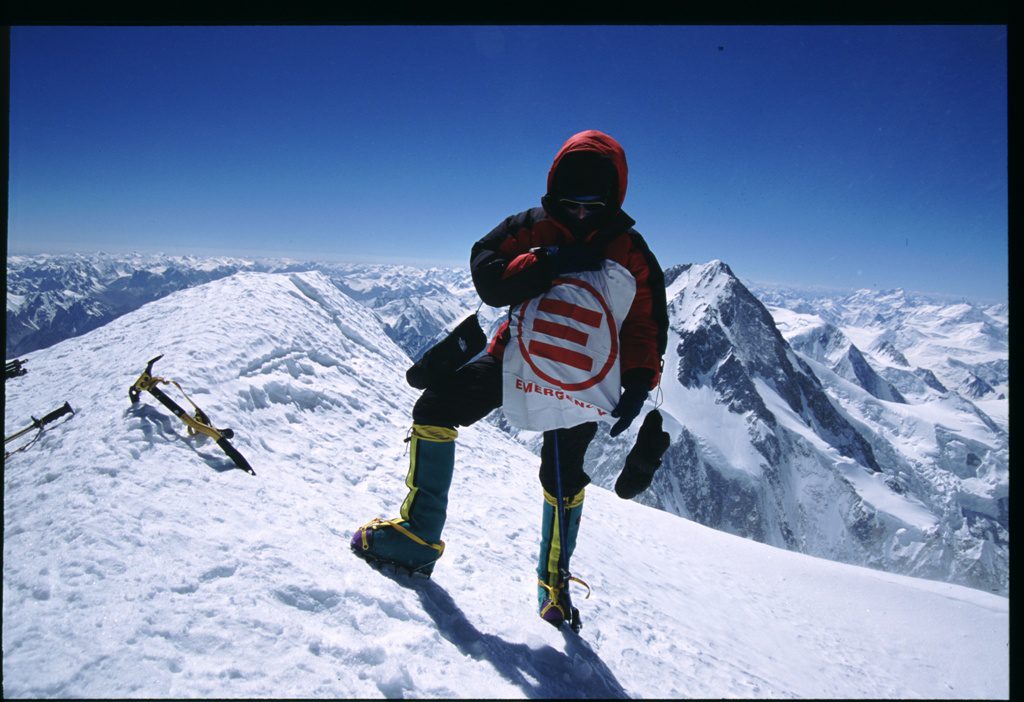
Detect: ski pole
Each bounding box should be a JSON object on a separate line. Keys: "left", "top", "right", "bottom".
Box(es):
{"left": 551, "top": 429, "right": 582, "bottom": 633}
{"left": 4, "top": 402, "right": 74, "bottom": 446}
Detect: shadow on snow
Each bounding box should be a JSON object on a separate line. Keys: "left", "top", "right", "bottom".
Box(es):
{"left": 126, "top": 404, "right": 241, "bottom": 474}
{"left": 367, "top": 563, "right": 629, "bottom": 699}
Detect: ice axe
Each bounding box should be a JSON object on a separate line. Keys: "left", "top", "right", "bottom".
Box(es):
{"left": 129, "top": 355, "right": 255, "bottom": 475}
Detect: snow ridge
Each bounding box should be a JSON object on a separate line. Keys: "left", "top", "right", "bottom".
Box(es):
{"left": 2, "top": 269, "right": 1007, "bottom": 698}
{"left": 7, "top": 254, "right": 1009, "bottom": 596}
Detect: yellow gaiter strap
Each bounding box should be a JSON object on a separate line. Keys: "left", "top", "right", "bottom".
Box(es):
{"left": 358, "top": 517, "right": 445, "bottom": 556}
{"left": 542, "top": 487, "right": 586, "bottom": 509}
{"left": 411, "top": 424, "right": 458, "bottom": 443}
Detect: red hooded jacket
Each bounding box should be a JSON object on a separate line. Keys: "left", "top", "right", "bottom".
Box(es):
{"left": 470, "top": 130, "right": 668, "bottom": 389}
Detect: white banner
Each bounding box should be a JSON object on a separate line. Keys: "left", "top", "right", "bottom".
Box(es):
{"left": 502, "top": 259, "right": 637, "bottom": 431}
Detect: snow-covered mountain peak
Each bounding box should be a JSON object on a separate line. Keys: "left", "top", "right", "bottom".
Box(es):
{"left": 668, "top": 261, "right": 851, "bottom": 428}
{"left": 7, "top": 254, "right": 1008, "bottom": 596}
{"left": 665, "top": 260, "right": 739, "bottom": 324}
{"left": 586, "top": 262, "right": 1006, "bottom": 596}
{"left": 2, "top": 267, "right": 1007, "bottom": 698}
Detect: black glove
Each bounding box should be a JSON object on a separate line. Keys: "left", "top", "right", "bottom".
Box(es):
{"left": 609, "top": 368, "right": 653, "bottom": 437}
{"left": 545, "top": 245, "right": 604, "bottom": 275}
{"left": 406, "top": 314, "right": 487, "bottom": 390}
{"left": 615, "top": 409, "right": 671, "bottom": 499}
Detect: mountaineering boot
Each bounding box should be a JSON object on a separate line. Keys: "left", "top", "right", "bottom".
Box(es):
{"left": 536, "top": 487, "right": 587, "bottom": 627}
{"left": 614, "top": 409, "right": 671, "bottom": 500}
{"left": 351, "top": 424, "right": 457, "bottom": 576}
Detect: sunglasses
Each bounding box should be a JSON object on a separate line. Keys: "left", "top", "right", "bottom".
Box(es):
{"left": 558, "top": 197, "right": 607, "bottom": 214}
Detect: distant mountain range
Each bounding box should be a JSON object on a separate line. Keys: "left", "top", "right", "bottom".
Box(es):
{"left": 6, "top": 252, "right": 1008, "bottom": 594}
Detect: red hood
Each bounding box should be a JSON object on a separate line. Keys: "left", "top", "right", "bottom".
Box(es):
{"left": 546, "top": 130, "right": 628, "bottom": 207}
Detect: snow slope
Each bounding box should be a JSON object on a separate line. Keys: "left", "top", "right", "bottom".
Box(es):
{"left": 3, "top": 271, "right": 1007, "bottom": 698}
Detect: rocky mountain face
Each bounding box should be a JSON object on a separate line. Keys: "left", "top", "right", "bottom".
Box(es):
{"left": 6, "top": 253, "right": 1008, "bottom": 594}
{"left": 783, "top": 320, "right": 908, "bottom": 404}
{"left": 585, "top": 262, "right": 1007, "bottom": 595}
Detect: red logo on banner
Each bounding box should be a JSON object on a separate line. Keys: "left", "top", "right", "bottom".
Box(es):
{"left": 517, "top": 278, "right": 618, "bottom": 391}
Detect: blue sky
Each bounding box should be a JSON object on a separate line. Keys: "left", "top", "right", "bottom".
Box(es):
{"left": 7, "top": 25, "right": 1008, "bottom": 301}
